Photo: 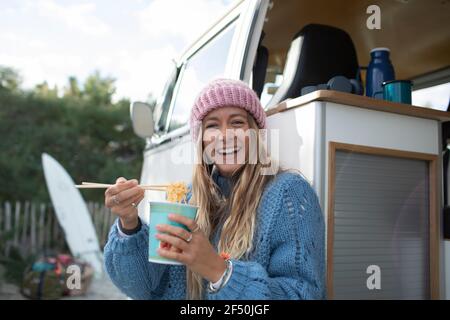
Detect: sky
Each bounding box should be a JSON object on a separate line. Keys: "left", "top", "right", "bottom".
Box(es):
{"left": 1, "top": 0, "right": 448, "bottom": 110}
{"left": 0, "top": 0, "right": 233, "bottom": 101}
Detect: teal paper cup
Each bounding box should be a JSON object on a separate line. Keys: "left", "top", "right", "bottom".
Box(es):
{"left": 148, "top": 201, "right": 198, "bottom": 265}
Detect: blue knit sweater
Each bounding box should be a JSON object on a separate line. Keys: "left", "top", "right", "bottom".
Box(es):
{"left": 104, "top": 171, "right": 326, "bottom": 300}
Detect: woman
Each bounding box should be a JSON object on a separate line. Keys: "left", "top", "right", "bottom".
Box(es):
{"left": 103, "top": 78, "right": 325, "bottom": 300}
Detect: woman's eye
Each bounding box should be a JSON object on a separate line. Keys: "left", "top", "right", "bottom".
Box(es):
{"left": 232, "top": 120, "right": 244, "bottom": 126}
{"left": 205, "top": 124, "right": 218, "bottom": 129}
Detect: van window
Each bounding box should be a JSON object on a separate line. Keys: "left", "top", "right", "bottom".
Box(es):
{"left": 257, "top": 0, "right": 449, "bottom": 108}
{"left": 412, "top": 82, "right": 450, "bottom": 111}
{"left": 260, "top": 72, "right": 283, "bottom": 107}
{"left": 168, "top": 21, "right": 237, "bottom": 132}
{"left": 154, "top": 64, "right": 178, "bottom": 133}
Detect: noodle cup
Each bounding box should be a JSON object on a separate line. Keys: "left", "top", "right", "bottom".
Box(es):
{"left": 148, "top": 201, "right": 198, "bottom": 265}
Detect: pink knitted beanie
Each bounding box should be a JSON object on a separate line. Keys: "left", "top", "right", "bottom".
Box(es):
{"left": 189, "top": 78, "right": 266, "bottom": 141}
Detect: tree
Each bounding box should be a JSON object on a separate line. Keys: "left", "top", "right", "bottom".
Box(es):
{"left": 0, "top": 65, "right": 22, "bottom": 92}
{"left": 64, "top": 76, "right": 82, "bottom": 99}
{"left": 83, "top": 70, "right": 116, "bottom": 106}
{"left": 0, "top": 72, "right": 145, "bottom": 203}
{"left": 33, "top": 81, "right": 58, "bottom": 98}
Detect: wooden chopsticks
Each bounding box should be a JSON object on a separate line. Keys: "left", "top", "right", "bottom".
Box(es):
{"left": 75, "top": 182, "right": 168, "bottom": 191}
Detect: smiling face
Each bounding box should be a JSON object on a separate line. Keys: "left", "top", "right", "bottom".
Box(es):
{"left": 202, "top": 106, "right": 251, "bottom": 177}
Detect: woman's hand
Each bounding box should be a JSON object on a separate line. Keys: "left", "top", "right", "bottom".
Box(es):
{"left": 105, "top": 177, "right": 145, "bottom": 230}
{"left": 155, "top": 214, "right": 227, "bottom": 283}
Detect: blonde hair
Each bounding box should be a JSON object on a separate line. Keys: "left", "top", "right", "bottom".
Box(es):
{"left": 186, "top": 115, "right": 278, "bottom": 299}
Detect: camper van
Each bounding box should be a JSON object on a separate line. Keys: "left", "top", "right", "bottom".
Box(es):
{"left": 129, "top": 0, "right": 450, "bottom": 299}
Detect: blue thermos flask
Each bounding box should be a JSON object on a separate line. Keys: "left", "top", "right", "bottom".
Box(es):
{"left": 366, "top": 48, "right": 395, "bottom": 99}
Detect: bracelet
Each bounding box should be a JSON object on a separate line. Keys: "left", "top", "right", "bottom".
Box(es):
{"left": 207, "top": 259, "right": 233, "bottom": 294}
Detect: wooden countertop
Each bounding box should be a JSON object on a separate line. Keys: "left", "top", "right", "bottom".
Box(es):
{"left": 266, "top": 90, "right": 450, "bottom": 122}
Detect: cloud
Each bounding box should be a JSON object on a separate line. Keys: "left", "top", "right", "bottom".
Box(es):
{"left": 0, "top": 32, "right": 47, "bottom": 50}
{"left": 1, "top": 44, "right": 180, "bottom": 102}
{"left": 138, "top": 0, "right": 229, "bottom": 45}
{"left": 0, "top": 0, "right": 233, "bottom": 102}
{"left": 0, "top": 52, "right": 84, "bottom": 89}
{"left": 111, "top": 46, "right": 179, "bottom": 101}
{"left": 0, "top": 32, "right": 20, "bottom": 43}
{"left": 34, "top": 0, "right": 110, "bottom": 36}
{"left": 3, "top": 7, "right": 16, "bottom": 16}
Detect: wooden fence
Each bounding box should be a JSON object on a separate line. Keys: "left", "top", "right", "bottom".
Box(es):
{"left": 0, "top": 201, "right": 115, "bottom": 258}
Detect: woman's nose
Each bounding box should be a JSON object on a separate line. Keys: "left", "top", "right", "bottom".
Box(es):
{"left": 219, "top": 123, "right": 236, "bottom": 136}
{"left": 216, "top": 124, "right": 226, "bottom": 140}
{"left": 218, "top": 126, "right": 235, "bottom": 144}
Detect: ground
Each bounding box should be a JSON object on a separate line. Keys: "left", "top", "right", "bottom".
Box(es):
{"left": 0, "top": 274, "right": 127, "bottom": 300}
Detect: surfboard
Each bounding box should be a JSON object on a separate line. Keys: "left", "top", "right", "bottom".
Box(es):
{"left": 41, "top": 153, "right": 103, "bottom": 275}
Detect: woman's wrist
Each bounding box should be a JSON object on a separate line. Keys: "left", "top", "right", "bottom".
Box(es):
{"left": 118, "top": 216, "right": 141, "bottom": 234}
{"left": 119, "top": 214, "right": 139, "bottom": 230}
{"left": 207, "top": 259, "right": 233, "bottom": 293}
{"left": 205, "top": 255, "right": 227, "bottom": 283}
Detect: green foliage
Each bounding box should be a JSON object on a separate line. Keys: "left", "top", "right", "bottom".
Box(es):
{"left": 83, "top": 70, "right": 116, "bottom": 106}
{"left": 34, "top": 81, "right": 59, "bottom": 99}
{"left": 0, "top": 65, "right": 22, "bottom": 92}
{"left": 0, "top": 228, "right": 35, "bottom": 286}
{"left": 63, "top": 76, "right": 82, "bottom": 99}
{"left": 0, "top": 67, "right": 148, "bottom": 203}
{"left": 0, "top": 246, "right": 36, "bottom": 286}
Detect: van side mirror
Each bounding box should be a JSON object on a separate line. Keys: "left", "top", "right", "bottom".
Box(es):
{"left": 130, "top": 101, "right": 154, "bottom": 138}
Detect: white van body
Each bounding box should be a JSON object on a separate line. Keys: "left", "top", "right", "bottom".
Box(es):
{"left": 132, "top": 0, "right": 450, "bottom": 299}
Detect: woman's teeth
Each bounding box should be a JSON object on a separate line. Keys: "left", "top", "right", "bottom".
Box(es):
{"left": 217, "top": 147, "right": 241, "bottom": 155}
